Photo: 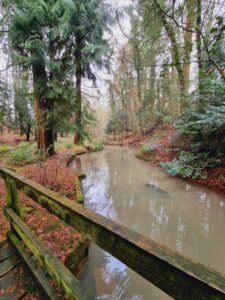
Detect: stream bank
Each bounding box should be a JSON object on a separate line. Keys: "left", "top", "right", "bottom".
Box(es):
{"left": 107, "top": 125, "right": 225, "bottom": 195}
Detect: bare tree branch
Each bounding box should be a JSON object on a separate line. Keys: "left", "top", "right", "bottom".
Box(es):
{"left": 153, "top": 0, "right": 225, "bottom": 82}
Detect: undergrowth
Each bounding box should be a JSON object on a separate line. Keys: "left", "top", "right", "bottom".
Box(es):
{"left": 160, "top": 151, "right": 221, "bottom": 178}
{"left": 92, "top": 139, "right": 105, "bottom": 151}
{"left": 84, "top": 138, "right": 105, "bottom": 151}
{"left": 136, "top": 143, "right": 157, "bottom": 160}
{"left": 6, "top": 143, "right": 45, "bottom": 166}
{"left": 0, "top": 144, "right": 12, "bottom": 153}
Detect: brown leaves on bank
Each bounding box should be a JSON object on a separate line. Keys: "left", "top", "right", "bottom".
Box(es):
{"left": 18, "top": 153, "right": 79, "bottom": 199}
{"left": 0, "top": 151, "right": 83, "bottom": 260}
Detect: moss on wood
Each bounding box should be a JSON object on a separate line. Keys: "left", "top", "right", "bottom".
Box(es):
{"left": 8, "top": 231, "right": 62, "bottom": 300}
{"left": 4, "top": 208, "right": 90, "bottom": 300}
{"left": 65, "top": 240, "right": 89, "bottom": 276}
{"left": 1, "top": 167, "right": 225, "bottom": 299}
{"left": 74, "top": 173, "right": 85, "bottom": 204}
{"left": 4, "top": 177, "right": 21, "bottom": 218}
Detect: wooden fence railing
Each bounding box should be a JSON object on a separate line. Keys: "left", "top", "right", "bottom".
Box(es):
{"left": 1, "top": 166, "right": 225, "bottom": 300}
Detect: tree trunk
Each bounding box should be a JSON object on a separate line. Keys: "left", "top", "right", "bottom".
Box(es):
{"left": 156, "top": 6, "right": 185, "bottom": 113}
{"left": 34, "top": 95, "right": 55, "bottom": 155}
{"left": 34, "top": 128, "right": 37, "bottom": 141}
{"left": 149, "top": 64, "right": 156, "bottom": 100}
{"left": 74, "top": 40, "right": 82, "bottom": 144}
{"left": 183, "top": 0, "right": 195, "bottom": 93}
{"left": 161, "top": 19, "right": 185, "bottom": 89}
{"left": 33, "top": 63, "right": 55, "bottom": 155}
{"left": 131, "top": 18, "right": 144, "bottom": 134}
{"left": 19, "top": 125, "right": 23, "bottom": 136}
{"left": 196, "top": 0, "right": 203, "bottom": 96}
{"left": 34, "top": 96, "right": 42, "bottom": 150}
{"left": 137, "top": 67, "right": 144, "bottom": 134}
{"left": 25, "top": 124, "right": 31, "bottom": 141}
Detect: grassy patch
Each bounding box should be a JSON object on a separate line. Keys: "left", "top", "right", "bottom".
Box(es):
{"left": 55, "top": 136, "right": 88, "bottom": 154}
{"left": 136, "top": 143, "right": 156, "bottom": 161}
{"left": 0, "top": 144, "right": 12, "bottom": 153}
{"left": 6, "top": 143, "right": 45, "bottom": 166}
{"left": 93, "top": 139, "right": 105, "bottom": 151}
{"left": 84, "top": 138, "right": 105, "bottom": 152}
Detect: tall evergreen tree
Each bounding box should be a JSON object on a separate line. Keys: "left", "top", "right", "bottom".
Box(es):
{"left": 6, "top": 0, "right": 55, "bottom": 153}
{"left": 58, "top": 0, "right": 112, "bottom": 143}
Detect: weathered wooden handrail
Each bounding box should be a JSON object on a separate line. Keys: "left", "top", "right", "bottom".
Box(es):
{"left": 1, "top": 166, "right": 225, "bottom": 300}
{"left": 5, "top": 208, "right": 89, "bottom": 300}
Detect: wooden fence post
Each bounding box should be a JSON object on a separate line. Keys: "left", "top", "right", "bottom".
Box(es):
{"left": 4, "top": 177, "right": 22, "bottom": 218}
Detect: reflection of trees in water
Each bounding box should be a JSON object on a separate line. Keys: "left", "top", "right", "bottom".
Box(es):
{"left": 105, "top": 151, "right": 176, "bottom": 243}
{"left": 102, "top": 252, "right": 127, "bottom": 284}
{"left": 99, "top": 247, "right": 146, "bottom": 299}
{"left": 79, "top": 150, "right": 225, "bottom": 275}
{"left": 81, "top": 153, "right": 117, "bottom": 220}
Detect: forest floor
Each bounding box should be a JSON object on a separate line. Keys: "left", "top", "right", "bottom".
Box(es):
{"left": 0, "top": 133, "right": 93, "bottom": 298}
{"left": 107, "top": 125, "right": 225, "bottom": 195}
{"left": 0, "top": 133, "right": 90, "bottom": 285}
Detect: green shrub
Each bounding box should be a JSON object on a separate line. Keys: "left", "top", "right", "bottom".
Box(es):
{"left": 137, "top": 144, "right": 146, "bottom": 157}
{"left": 160, "top": 151, "right": 220, "bottom": 178}
{"left": 92, "top": 139, "right": 105, "bottom": 151}
{"left": 165, "top": 73, "right": 224, "bottom": 178}
{"left": 136, "top": 143, "right": 156, "bottom": 158}
{"left": 176, "top": 73, "right": 225, "bottom": 155}
{"left": 85, "top": 139, "right": 105, "bottom": 151}
{"left": 0, "top": 144, "right": 12, "bottom": 153}
{"left": 7, "top": 144, "right": 44, "bottom": 166}
{"left": 65, "top": 142, "right": 73, "bottom": 149}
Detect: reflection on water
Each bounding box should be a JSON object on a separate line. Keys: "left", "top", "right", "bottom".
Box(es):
{"left": 70, "top": 149, "right": 225, "bottom": 299}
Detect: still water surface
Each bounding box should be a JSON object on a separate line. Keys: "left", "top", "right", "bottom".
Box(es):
{"left": 70, "top": 148, "right": 225, "bottom": 299}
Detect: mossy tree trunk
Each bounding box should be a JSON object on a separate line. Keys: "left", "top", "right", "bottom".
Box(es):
{"left": 156, "top": 5, "right": 185, "bottom": 114}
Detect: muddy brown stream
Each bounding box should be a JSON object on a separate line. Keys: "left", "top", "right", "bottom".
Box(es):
{"left": 70, "top": 148, "right": 225, "bottom": 299}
